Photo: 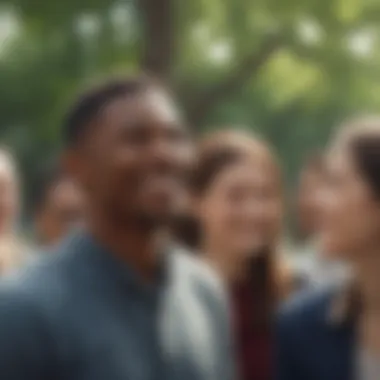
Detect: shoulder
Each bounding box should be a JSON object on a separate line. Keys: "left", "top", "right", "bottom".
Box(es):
{"left": 0, "top": 244, "right": 73, "bottom": 316}
{"left": 172, "top": 246, "right": 225, "bottom": 291}
{"left": 0, "top": 253, "right": 67, "bottom": 375}
{"left": 276, "top": 286, "right": 336, "bottom": 339}
{"left": 170, "top": 246, "right": 228, "bottom": 309}
{"left": 0, "top": 243, "right": 81, "bottom": 348}
{"left": 170, "top": 246, "right": 233, "bottom": 356}
{"left": 0, "top": 264, "right": 54, "bottom": 349}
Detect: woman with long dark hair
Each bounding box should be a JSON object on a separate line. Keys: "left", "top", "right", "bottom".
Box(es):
{"left": 175, "top": 129, "right": 293, "bottom": 380}
{"left": 276, "top": 117, "right": 380, "bottom": 380}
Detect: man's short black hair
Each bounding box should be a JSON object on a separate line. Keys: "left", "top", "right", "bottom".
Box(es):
{"left": 63, "top": 75, "right": 161, "bottom": 147}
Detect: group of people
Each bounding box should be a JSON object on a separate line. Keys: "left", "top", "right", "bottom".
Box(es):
{"left": 0, "top": 75, "right": 379, "bottom": 380}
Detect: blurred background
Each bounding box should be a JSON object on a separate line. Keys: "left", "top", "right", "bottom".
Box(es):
{"left": 0, "top": 0, "right": 380, "bottom": 228}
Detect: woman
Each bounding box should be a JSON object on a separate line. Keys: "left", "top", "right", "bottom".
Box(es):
{"left": 276, "top": 117, "right": 380, "bottom": 380}
{"left": 175, "top": 129, "right": 293, "bottom": 380}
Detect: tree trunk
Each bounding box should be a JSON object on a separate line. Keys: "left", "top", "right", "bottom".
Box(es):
{"left": 138, "top": 0, "right": 174, "bottom": 84}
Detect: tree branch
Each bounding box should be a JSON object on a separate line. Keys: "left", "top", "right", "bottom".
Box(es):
{"left": 186, "top": 34, "right": 284, "bottom": 127}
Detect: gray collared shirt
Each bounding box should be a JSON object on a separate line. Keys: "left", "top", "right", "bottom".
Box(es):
{"left": 357, "top": 349, "right": 380, "bottom": 380}
{"left": 0, "top": 232, "right": 234, "bottom": 380}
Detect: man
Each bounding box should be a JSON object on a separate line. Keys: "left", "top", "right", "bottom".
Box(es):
{"left": 33, "top": 166, "right": 84, "bottom": 249}
{"left": 0, "top": 76, "right": 234, "bottom": 380}
{"left": 0, "top": 148, "right": 26, "bottom": 273}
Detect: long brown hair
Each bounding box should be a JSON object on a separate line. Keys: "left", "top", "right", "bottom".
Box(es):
{"left": 174, "top": 129, "right": 287, "bottom": 326}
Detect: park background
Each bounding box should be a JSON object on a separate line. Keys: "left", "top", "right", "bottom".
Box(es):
{"left": 0, "top": 0, "right": 380, "bottom": 230}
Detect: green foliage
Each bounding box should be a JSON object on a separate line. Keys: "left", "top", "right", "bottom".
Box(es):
{"left": 1, "top": 0, "right": 380, "bottom": 213}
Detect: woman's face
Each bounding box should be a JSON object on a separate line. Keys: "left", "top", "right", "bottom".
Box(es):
{"left": 319, "top": 144, "right": 380, "bottom": 261}
{"left": 195, "top": 159, "right": 282, "bottom": 258}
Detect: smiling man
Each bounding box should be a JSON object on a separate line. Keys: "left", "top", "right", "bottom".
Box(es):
{"left": 0, "top": 76, "right": 234, "bottom": 380}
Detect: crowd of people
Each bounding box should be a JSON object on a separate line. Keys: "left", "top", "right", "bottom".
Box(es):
{"left": 0, "top": 75, "right": 379, "bottom": 380}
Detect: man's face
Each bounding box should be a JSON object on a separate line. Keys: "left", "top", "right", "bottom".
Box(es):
{"left": 70, "top": 89, "right": 193, "bottom": 228}
{"left": 37, "top": 178, "right": 84, "bottom": 246}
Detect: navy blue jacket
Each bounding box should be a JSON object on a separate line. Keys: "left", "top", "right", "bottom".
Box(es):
{"left": 275, "top": 288, "right": 355, "bottom": 380}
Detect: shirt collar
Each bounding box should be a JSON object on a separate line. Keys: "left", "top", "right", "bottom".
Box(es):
{"left": 66, "top": 230, "right": 171, "bottom": 296}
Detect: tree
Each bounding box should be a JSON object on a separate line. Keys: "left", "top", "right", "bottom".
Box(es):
{"left": 1, "top": 0, "right": 380, "bottom": 215}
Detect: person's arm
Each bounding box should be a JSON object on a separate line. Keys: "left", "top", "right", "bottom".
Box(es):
{"left": 175, "top": 249, "right": 237, "bottom": 380}
{"left": 0, "top": 285, "right": 53, "bottom": 380}
{"left": 215, "top": 290, "right": 236, "bottom": 380}
{"left": 196, "top": 264, "right": 236, "bottom": 380}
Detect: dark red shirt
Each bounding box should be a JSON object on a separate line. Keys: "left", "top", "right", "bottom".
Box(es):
{"left": 230, "top": 282, "right": 272, "bottom": 380}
